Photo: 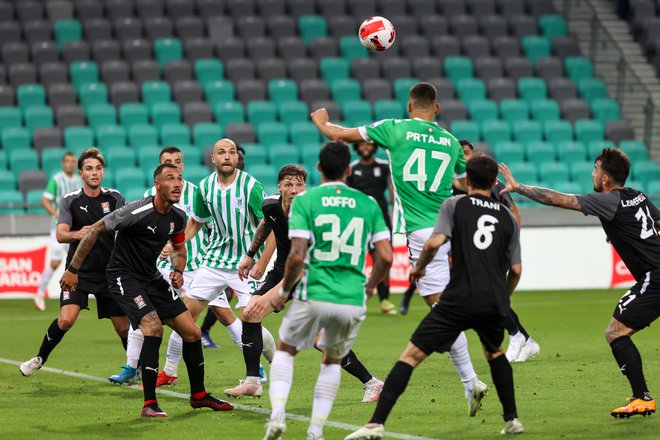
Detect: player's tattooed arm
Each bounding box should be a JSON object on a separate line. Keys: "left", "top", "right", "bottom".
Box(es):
{"left": 499, "top": 163, "right": 581, "bottom": 211}
{"left": 238, "top": 219, "right": 273, "bottom": 280}
{"left": 310, "top": 108, "right": 364, "bottom": 143}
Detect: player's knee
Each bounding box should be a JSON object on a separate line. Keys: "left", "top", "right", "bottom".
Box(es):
{"left": 112, "top": 318, "right": 129, "bottom": 337}
{"left": 213, "top": 307, "right": 235, "bottom": 326}
{"left": 605, "top": 325, "right": 620, "bottom": 344}
{"left": 57, "top": 315, "right": 76, "bottom": 331}
{"left": 182, "top": 326, "right": 202, "bottom": 342}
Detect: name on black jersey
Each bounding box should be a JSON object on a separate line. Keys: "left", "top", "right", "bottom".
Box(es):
{"left": 322, "top": 196, "right": 356, "bottom": 209}
{"left": 470, "top": 197, "right": 501, "bottom": 211}
{"left": 621, "top": 194, "right": 647, "bottom": 208}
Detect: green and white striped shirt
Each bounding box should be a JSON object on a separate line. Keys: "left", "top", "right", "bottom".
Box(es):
{"left": 43, "top": 171, "right": 83, "bottom": 230}
{"left": 145, "top": 180, "right": 207, "bottom": 272}
{"left": 192, "top": 170, "right": 266, "bottom": 270}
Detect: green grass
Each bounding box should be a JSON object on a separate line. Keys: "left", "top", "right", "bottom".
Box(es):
{"left": 1, "top": 289, "right": 659, "bottom": 439}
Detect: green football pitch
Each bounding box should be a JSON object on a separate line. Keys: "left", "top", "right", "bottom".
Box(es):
{"left": 1, "top": 289, "right": 658, "bottom": 440}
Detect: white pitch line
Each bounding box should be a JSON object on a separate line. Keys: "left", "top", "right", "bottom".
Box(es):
{"left": 1, "top": 358, "right": 439, "bottom": 440}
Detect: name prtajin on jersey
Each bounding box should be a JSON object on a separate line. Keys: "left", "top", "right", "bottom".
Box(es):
{"left": 621, "top": 194, "right": 647, "bottom": 208}
{"left": 405, "top": 131, "right": 452, "bottom": 146}
{"left": 470, "top": 197, "right": 501, "bottom": 211}
{"left": 322, "top": 196, "right": 356, "bottom": 208}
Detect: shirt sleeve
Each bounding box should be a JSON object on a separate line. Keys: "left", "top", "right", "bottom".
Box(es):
{"left": 249, "top": 180, "right": 267, "bottom": 221}
{"left": 370, "top": 198, "right": 391, "bottom": 244}
{"left": 359, "top": 119, "right": 395, "bottom": 150}
{"left": 143, "top": 186, "right": 155, "bottom": 197}
{"left": 507, "top": 211, "right": 522, "bottom": 266}
{"left": 104, "top": 200, "right": 142, "bottom": 232}
{"left": 57, "top": 194, "right": 74, "bottom": 226}
{"left": 453, "top": 139, "right": 467, "bottom": 177}
{"left": 433, "top": 196, "right": 461, "bottom": 237}
{"left": 288, "top": 195, "right": 311, "bottom": 240}
{"left": 43, "top": 178, "right": 57, "bottom": 200}
{"left": 576, "top": 192, "right": 620, "bottom": 221}
{"left": 646, "top": 197, "right": 660, "bottom": 221}
{"left": 114, "top": 192, "right": 126, "bottom": 209}
{"left": 191, "top": 185, "right": 211, "bottom": 223}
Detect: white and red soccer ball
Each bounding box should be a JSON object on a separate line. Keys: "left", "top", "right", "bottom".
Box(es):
{"left": 358, "top": 16, "right": 396, "bottom": 52}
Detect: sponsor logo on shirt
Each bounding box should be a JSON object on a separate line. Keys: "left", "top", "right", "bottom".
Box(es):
{"left": 134, "top": 295, "right": 147, "bottom": 309}
{"left": 374, "top": 167, "right": 381, "bottom": 177}
{"left": 79, "top": 205, "right": 89, "bottom": 213}
{"left": 235, "top": 197, "right": 245, "bottom": 209}
{"left": 354, "top": 169, "right": 362, "bottom": 176}
{"left": 169, "top": 222, "right": 174, "bottom": 234}
{"left": 101, "top": 202, "right": 110, "bottom": 214}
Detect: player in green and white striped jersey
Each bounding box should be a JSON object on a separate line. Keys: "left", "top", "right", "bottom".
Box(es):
{"left": 35, "top": 151, "right": 83, "bottom": 311}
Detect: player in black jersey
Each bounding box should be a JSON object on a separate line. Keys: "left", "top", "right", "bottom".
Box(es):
{"left": 347, "top": 154, "right": 524, "bottom": 439}
{"left": 500, "top": 148, "right": 659, "bottom": 418}
{"left": 58, "top": 163, "right": 232, "bottom": 418}
{"left": 20, "top": 148, "right": 129, "bottom": 378}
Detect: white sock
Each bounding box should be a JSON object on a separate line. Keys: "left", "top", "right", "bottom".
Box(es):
{"left": 38, "top": 265, "right": 54, "bottom": 294}
{"left": 261, "top": 325, "right": 275, "bottom": 364}
{"left": 269, "top": 350, "right": 294, "bottom": 421}
{"left": 126, "top": 327, "right": 143, "bottom": 369}
{"left": 308, "top": 363, "right": 341, "bottom": 438}
{"left": 448, "top": 332, "right": 477, "bottom": 391}
{"left": 164, "top": 331, "right": 183, "bottom": 376}
{"left": 226, "top": 319, "right": 243, "bottom": 351}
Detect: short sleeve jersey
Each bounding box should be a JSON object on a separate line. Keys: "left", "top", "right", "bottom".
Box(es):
{"left": 347, "top": 158, "right": 391, "bottom": 228}
{"left": 453, "top": 180, "right": 514, "bottom": 208}
{"left": 192, "top": 170, "right": 266, "bottom": 270}
{"left": 262, "top": 194, "right": 290, "bottom": 272}
{"left": 288, "top": 183, "right": 391, "bottom": 306}
{"left": 359, "top": 118, "right": 466, "bottom": 234}
{"left": 43, "top": 171, "right": 83, "bottom": 230}
{"left": 577, "top": 188, "right": 660, "bottom": 280}
{"left": 58, "top": 188, "right": 125, "bottom": 287}
{"left": 105, "top": 197, "right": 187, "bottom": 281}
{"left": 434, "top": 194, "right": 521, "bottom": 315}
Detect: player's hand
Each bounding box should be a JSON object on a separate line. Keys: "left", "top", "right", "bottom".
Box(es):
{"left": 72, "top": 225, "right": 92, "bottom": 240}
{"left": 244, "top": 295, "right": 270, "bottom": 321}
{"left": 60, "top": 271, "right": 78, "bottom": 292}
{"left": 269, "top": 295, "right": 286, "bottom": 313}
{"left": 498, "top": 163, "right": 520, "bottom": 194}
{"left": 310, "top": 108, "right": 330, "bottom": 127}
{"left": 160, "top": 243, "right": 172, "bottom": 260}
{"left": 237, "top": 256, "right": 254, "bottom": 281}
{"left": 170, "top": 270, "right": 184, "bottom": 289}
{"left": 364, "top": 285, "right": 375, "bottom": 299}
{"left": 251, "top": 260, "right": 267, "bottom": 280}
{"left": 409, "top": 266, "right": 426, "bottom": 284}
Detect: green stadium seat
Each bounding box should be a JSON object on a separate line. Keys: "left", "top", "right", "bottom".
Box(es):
{"left": 160, "top": 123, "right": 190, "bottom": 145}
{"left": 298, "top": 16, "right": 328, "bottom": 44}
{"left": 342, "top": 100, "right": 372, "bottom": 126}
{"left": 514, "top": 120, "right": 543, "bottom": 143}
{"left": 320, "top": 58, "right": 350, "bottom": 83}
{"left": 526, "top": 141, "right": 556, "bottom": 165}
{"left": 86, "top": 104, "right": 116, "bottom": 130}
{"left": 0, "top": 150, "right": 6, "bottom": 170}
{"left": 591, "top": 99, "right": 620, "bottom": 124}
{"left": 531, "top": 100, "right": 560, "bottom": 121}
{"left": 128, "top": 124, "right": 158, "bottom": 147}
{"left": 575, "top": 120, "right": 604, "bottom": 143}
{"left": 565, "top": 57, "right": 593, "bottom": 83}
{"left": 518, "top": 78, "right": 547, "bottom": 103}
{"left": 481, "top": 120, "right": 511, "bottom": 145}
{"left": 246, "top": 163, "right": 278, "bottom": 188}
{"left": 119, "top": 104, "right": 150, "bottom": 129}
{"left": 647, "top": 181, "right": 660, "bottom": 204}
{"left": 444, "top": 57, "right": 473, "bottom": 82}
{"left": 619, "top": 140, "right": 648, "bottom": 163}
{"left": 193, "top": 123, "right": 223, "bottom": 149}
{"left": 178, "top": 145, "right": 202, "bottom": 165}
{"left": 269, "top": 144, "right": 301, "bottom": 169}
{"left": 468, "top": 99, "right": 497, "bottom": 122}
{"left": 508, "top": 161, "right": 539, "bottom": 182}
{"left": 154, "top": 38, "right": 183, "bottom": 68}
{"left": 247, "top": 101, "right": 278, "bottom": 126}
{"left": 114, "top": 167, "right": 147, "bottom": 193}
{"left": 123, "top": 187, "right": 146, "bottom": 202}
{"left": 9, "top": 149, "right": 39, "bottom": 174}
{"left": 499, "top": 100, "right": 529, "bottom": 123}
{"left": 185, "top": 165, "right": 210, "bottom": 185}
{"left": 0, "top": 169, "right": 17, "bottom": 190}
{"left": 570, "top": 160, "right": 594, "bottom": 185}
{"left": 42, "top": 148, "right": 66, "bottom": 177}
{"left": 204, "top": 80, "right": 235, "bottom": 103}
{"left": 0, "top": 191, "right": 24, "bottom": 214}
{"left": 102, "top": 169, "right": 114, "bottom": 188}
{"left": 301, "top": 143, "right": 322, "bottom": 168}
{"left": 194, "top": 59, "right": 223, "bottom": 87}
{"left": 587, "top": 140, "right": 615, "bottom": 160}
{"left": 26, "top": 189, "right": 45, "bottom": 213}
{"left": 278, "top": 101, "right": 309, "bottom": 128}
{"left": 331, "top": 79, "right": 361, "bottom": 103}
{"left": 394, "top": 78, "right": 419, "bottom": 103}
{"left": 551, "top": 181, "right": 582, "bottom": 194}
{"left": 96, "top": 125, "right": 127, "bottom": 148}
{"left": 0, "top": 108, "right": 22, "bottom": 132}
{"left": 242, "top": 144, "right": 269, "bottom": 165}
{"left": 137, "top": 146, "right": 162, "bottom": 170}
{"left": 290, "top": 121, "right": 321, "bottom": 145}
{"left": 213, "top": 101, "right": 245, "bottom": 129}
{"left": 456, "top": 79, "right": 487, "bottom": 104}
{"left": 539, "top": 162, "right": 570, "bottom": 185}
{"left": 269, "top": 80, "right": 298, "bottom": 104}
{"left": 151, "top": 102, "right": 181, "bottom": 129}
{"left": 24, "top": 106, "right": 54, "bottom": 133}
{"left": 557, "top": 141, "right": 587, "bottom": 163}
{"left": 544, "top": 120, "right": 573, "bottom": 143}
{"left": 2, "top": 128, "right": 31, "bottom": 153}
{"left": 65, "top": 126, "right": 93, "bottom": 149}
{"left": 522, "top": 36, "right": 551, "bottom": 63}
{"left": 142, "top": 82, "right": 172, "bottom": 108}
{"left": 339, "top": 36, "right": 368, "bottom": 61}
{"left": 578, "top": 78, "right": 608, "bottom": 104}
{"left": 17, "top": 84, "right": 46, "bottom": 110}
{"left": 106, "top": 148, "right": 137, "bottom": 168}
{"left": 70, "top": 62, "right": 99, "bottom": 88}
{"left": 78, "top": 83, "right": 108, "bottom": 108}
{"left": 374, "top": 100, "right": 405, "bottom": 120}
{"left": 451, "top": 120, "right": 480, "bottom": 142}
{"left": 633, "top": 161, "right": 660, "bottom": 185}
{"left": 257, "top": 122, "right": 288, "bottom": 147}
{"left": 492, "top": 142, "right": 524, "bottom": 163}
{"left": 539, "top": 15, "right": 567, "bottom": 40}
{"left": 626, "top": 180, "right": 645, "bottom": 194}
{"left": 54, "top": 19, "right": 82, "bottom": 48}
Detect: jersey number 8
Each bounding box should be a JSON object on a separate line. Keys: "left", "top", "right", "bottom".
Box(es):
{"left": 473, "top": 214, "right": 499, "bottom": 250}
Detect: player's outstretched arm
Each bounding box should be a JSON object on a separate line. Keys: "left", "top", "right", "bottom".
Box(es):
{"left": 184, "top": 217, "right": 203, "bottom": 242}
{"left": 366, "top": 239, "right": 393, "bottom": 298}
{"left": 56, "top": 224, "right": 92, "bottom": 243}
{"left": 410, "top": 233, "right": 448, "bottom": 283}
{"left": 507, "top": 263, "right": 522, "bottom": 296}
{"left": 499, "top": 163, "right": 581, "bottom": 211}
{"left": 310, "top": 108, "right": 364, "bottom": 143}
{"left": 60, "top": 219, "right": 108, "bottom": 291}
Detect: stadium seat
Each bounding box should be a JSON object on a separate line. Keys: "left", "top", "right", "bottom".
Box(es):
{"left": 551, "top": 181, "right": 581, "bottom": 194}
{"left": 444, "top": 57, "right": 473, "bottom": 82}
{"left": 544, "top": 120, "right": 573, "bottom": 143}
{"left": 160, "top": 123, "right": 190, "bottom": 145}
{"left": 298, "top": 16, "right": 328, "bottom": 44}
{"left": 257, "top": 122, "right": 288, "bottom": 146}
{"left": 374, "top": 100, "right": 405, "bottom": 120}
{"left": 86, "top": 104, "right": 117, "bottom": 130}
{"left": 78, "top": 82, "right": 108, "bottom": 108}
{"left": 591, "top": 99, "right": 621, "bottom": 124}
{"left": 142, "top": 81, "right": 172, "bottom": 106}
{"left": 508, "top": 161, "right": 539, "bottom": 182}
{"left": 2, "top": 128, "right": 31, "bottom": 153}
{"left": 539, "top": 162, "right": 570, "bottom": 186}
{"left": 151, "top": 102, "right": 181, "bottom": 128}
{"left": 518, "top": 77, "right": 547, "bottom": 103}
{"left": 633, "top": 161, "right": 660, "bottom": 185}
{"left": 26, "top": 188, "right": 44, "bottom": 213}
{"left": 557, "top": 141, "right": 588, "bottom": 163}
{"left": 70, "top": 62, "right": 99, "bottom": 88}
{"left": 278, "top": 101, "right": 309, "bottom": 128}
{"left": 247, "top": 101, "right": 278, "bottom": 127}
{"left": 468, "top": 100, "right": 498, "bottom": 123}
{"left": 565, "top": 57, "right": 593, "bottom": 82}
{"left": 193, "top": 123, "right": 223, "bottom": 149}
{"left": 0, "top": 191, "right": 24, "bottom": 214}
{"left": 575, "top": 120, "right": 604, "bottom": 143}
{"left": 456, "top": 79, "right": 487, "bottom": 104}
{"left": 339, "top": 36, "right": 369, "bottom": 61}
{"left": 526, "top": 141, "right": 556, "bottom": 166}
{"left": 65, "top": 126, "right": 94, "bottom": 149}
{"left": 394, "top": 78, "right": 420, "bottom": 103}
{"left": 619, "top": 140, "right": 649, "bottom": 163}
{"left": 204, "top": 80, "right": 235, "bottom": 103}
{"left": 214, "top": 101, "right": 245, "bottom": 129}
{"left": 114, "top": 167, "right": 147, "bottom": 194}
{"left": 531, "top": 99, "right": 560, "bottom": 121}
{"left": 106, "top": 148, "right": 137, "bottom": 169}
{"left": 17, "top": 84, "right": 46, "bottom": 110}
{"left": 499, "top": 99, "right": 529, "bottom": 123}
{"left": 539, "top": 15, "right": 567, "bottom": 40}
{"left": 481, "top": 120, "right": 511, "bottom": 144}
{"left": 320, "top": 58, "right": 350, "bottom": 83}
{"left": 54, "top": 19, "right": 82, "bottom": 48}
{"left": 342, "top": 100, "right": 373, "bottom": 126}
{"left": 492, "top": 142, "right": 525, "bottom": 163}
{"left": 154, "top": 38, "right": 183, "bottom": 68}
{"left": 24, "top": 106, "right": 54, "bottom": 134}
{"left": 268, "top": 80, "right": 298, "bottom": 104}
{"left": 242, "top": 143, "right": 269, "bottom": 165}
{"left": 522, "top": 36, "right": 551, "bottom": 63}
{"left": 194, "top": 59, "right": 224, "bottom": 87}
{"left": 96, "top": 125, "right": 127, "bottom": 149}
{"left": 451, "top": 120, "right": 481, "bottom": 142}
{"left": 128, "top": 124, "right": 159, "bottom": 147}
{"left": 588, "top": 140, "right": 615, "bottom": 160}
{"left": 269, "top": 143, "right": 301, "bottom": 169}
{"left": 119, "top": 104, "right": 150, "bottom": 129}
{"left": 514, "top": 120, "right": 543, "bottom": 143}
{"left": 570, "top": 161, "right": 595, "bottom": 188}
{"left": 9, "top": 149, "right": 39, "bottom": 174}
{"left": 0, "top": 108, "right": 22, "bottom": 133}
{"left": 330, "top": 79, "right": 361, "bottom": 103}
{"left": 578, "top": 78, "right": 608, "bottom": 103}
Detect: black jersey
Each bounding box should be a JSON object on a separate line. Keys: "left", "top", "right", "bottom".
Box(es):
{"left": 58, "top": 187, "right": 125, "bottom": 286}
{"left": 347, "top": 159, "right": 391, "bottom": 228}
{"left": 577, "top": 188, "right": 660, "bottom": 280}
{"left": 452, "top": 180, "right": 514, "bottom": 209}
{"left": 262, "top": 194, "right": 289, "bottom": 272}
{"left": 435, "top": 194, "right": 521, "bottom": 315}
{"left": 104, "top": 196, "right": 187, "bottom": 281}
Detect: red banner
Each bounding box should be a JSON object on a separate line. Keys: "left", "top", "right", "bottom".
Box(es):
{"left": 0, "top": 246, "right": 47, "bottom": 296}
{"left": 364, "top": 243, "right": 412, "bottom": 291}
{"left": 610, "top": 244, "right": 635, "bottom": 288}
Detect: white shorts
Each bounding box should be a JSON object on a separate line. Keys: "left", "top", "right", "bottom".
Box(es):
{"left": 186, "top": 265, "right": 260, "bottom": 309}
{"left": 408, "top": 228, "right": 451, "bottom": 297}
{"left": 159, "top": 267, "right": 226, "bottom": 308}
{"left": 279, "top": 300, "right": 366, "bottom": 359}
{"left": 49, "top": 229, "right": 68, "bottom": 261}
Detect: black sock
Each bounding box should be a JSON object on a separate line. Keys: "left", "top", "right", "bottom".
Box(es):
{"left": 504, "top": 311, "right": 519, "bottom": 336}
{"left": 37, "top": 319, "right": 68, "bottom": 363}
{"left": 400, "top": 283, "right": 415, "bottom": 308}
{"left": 183, "top": 339, "right": 206, "bottom": 395}
{"left": 509, "top": 308, "right": 529, "bottom": 339}
{"left": 377, "top": 282, "right": 390, "bottom": 302}
{"left": 140, "top": 336, "right": 162, "bottom": 404}
{"left": 200, "top": 309, "right": 217, "bottom": 333}
{"left": 242, "top": 321, "right": 263, "bottom": 377}
{"left": 341, "top": 350, "right": 373, "bottom": 384}
{"left": 488, "top": 355, "right": 517, "bottom": 421}
{"left": 370, "top": 361, "right": 414, "bottom": 425}
{"left": 120, "top": 336, "right": 128, "bottom": 351}
{"left": 610, "top": 336, "right": 651, "bottom": 399}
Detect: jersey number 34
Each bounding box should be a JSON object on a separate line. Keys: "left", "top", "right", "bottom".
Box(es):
{"left": 314, "top": 215, "right": 364, "bottom": 265}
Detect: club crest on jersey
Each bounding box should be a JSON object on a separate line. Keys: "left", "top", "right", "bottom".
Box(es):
{"left": 374, "top": 167, "right": 381, "bottom": 177}
{"left": 235, "top": 197, "right": 245, "bottom": 209}
{"left": 134, "top": 295, "right": 147, "bottom": 309}
{"left": 62, "top": 291, "right": 70, "bottom": 301}
{"left": 101, "top": 201, "right": 110, "bottom": 214}
{"left": 169, "top": 222, "right": 174, "bottom": 234}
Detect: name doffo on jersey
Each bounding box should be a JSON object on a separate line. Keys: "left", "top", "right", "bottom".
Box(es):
{"left": 621, "top": 194, "right": 647, "bottom": 208}
{"left": 322, "top": 196, "right": 357, "bottom": 209}
{"left": 470, "top": 197, "right": 501, "bottom": 211}
{"left": 405, "top": 131, "right": 452, "bottom": 146}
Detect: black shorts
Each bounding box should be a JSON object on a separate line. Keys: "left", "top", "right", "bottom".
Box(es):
{"left": 613, "top": 270, "right": 660, "bottom": 330}
{"left": 253, "top": 269, "right": 284, "bottom": 296}
{"left": 410, "top": 305, "right": 507, "bottom": 355}
{"left": 107, "top": 272, "right": 188, "bottom": 329}
{"left": 60, "top": 280, "right": 124, "bottom": 319}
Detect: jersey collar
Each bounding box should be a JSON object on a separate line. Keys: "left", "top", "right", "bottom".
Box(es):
{"left": 320, "top": 182, "right": 347, "bottom": 187}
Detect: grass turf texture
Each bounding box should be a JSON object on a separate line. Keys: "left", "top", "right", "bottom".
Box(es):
{"left": 1, "top": 289, "right": 659, "bottom": 440}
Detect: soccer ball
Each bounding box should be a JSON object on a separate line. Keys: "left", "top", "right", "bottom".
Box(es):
{"left": 358, "top": 16, "right": 396, "bottom": 52}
